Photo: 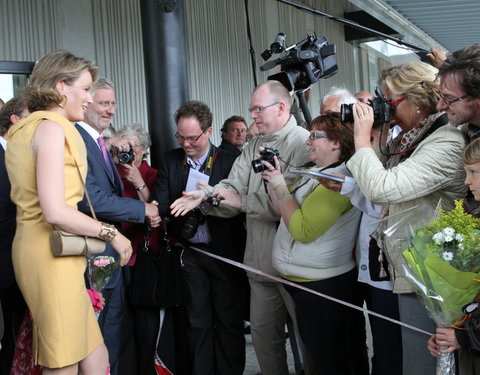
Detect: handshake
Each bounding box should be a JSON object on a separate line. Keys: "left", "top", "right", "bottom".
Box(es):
{"left": 145, "top": 200, "right": 161, "bottom": 227}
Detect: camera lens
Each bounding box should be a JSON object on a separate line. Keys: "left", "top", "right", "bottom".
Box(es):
{"left": 252, "top": 159, "right": 266, "bottom": 174}
{"left": 340, "top": 103, "right": 354, "bottom": 123}
{"left": 180, "top": 210, "right": 205, "bottom": 239}
{"left": 118, "top": 150, "right": 135, "bottom": 164}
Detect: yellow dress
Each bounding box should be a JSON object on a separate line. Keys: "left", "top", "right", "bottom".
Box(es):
{"left": 5, "top": 111, "right": 103, "bottom": 368}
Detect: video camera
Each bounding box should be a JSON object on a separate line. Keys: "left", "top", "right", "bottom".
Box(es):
{"left": 260, "top": 33, "right": 338, "bottom": 91}
{"left": 340, "top": 87, "right": 392, "bottom": 128}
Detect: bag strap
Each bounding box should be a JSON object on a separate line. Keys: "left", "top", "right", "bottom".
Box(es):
{"left": 74, "top": 159, "right": 97, "bottom": 220}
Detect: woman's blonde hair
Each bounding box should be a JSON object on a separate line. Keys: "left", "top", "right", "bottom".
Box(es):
{"left": 463, "top": 138, "right": 480, "bottom": 165}
{"left": 23, "top": 50, "right": 99, "bottom": 112}
{"left": 382, "top": 61, "right": 440, "bottom": 115}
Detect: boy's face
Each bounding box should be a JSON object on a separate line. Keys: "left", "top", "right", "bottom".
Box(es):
{"left": 464, "top": 162, "right": 480, "bottom": 200}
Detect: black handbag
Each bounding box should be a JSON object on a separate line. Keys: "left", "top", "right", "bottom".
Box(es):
{"left": 129, "top": 219, "right": 186, "bottom": 308}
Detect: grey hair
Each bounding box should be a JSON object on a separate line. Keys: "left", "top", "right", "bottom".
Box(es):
{"left": 322, "top": 86, "right": 357, "bottom": 106}
{"left": 116, "top": 123, "right": 152, "bottom": 157}
{"left": 91, "top": 77, "right": 115, "bottom": 93}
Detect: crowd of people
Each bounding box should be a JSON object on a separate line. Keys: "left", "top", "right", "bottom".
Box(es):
{"left": 2, "top": 42, "right": 480, "bottom": 375}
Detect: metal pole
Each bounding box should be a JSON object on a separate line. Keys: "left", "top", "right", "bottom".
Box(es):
{"left": 140, "top": 0, "right": 189, "bottom": 168}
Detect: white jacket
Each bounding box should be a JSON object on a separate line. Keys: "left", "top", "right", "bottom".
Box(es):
{"left": 347, "top": 124, "right": 468, "bottom": 293}
{"left": 273, "top": 164, "right": 362, "bottom": 280}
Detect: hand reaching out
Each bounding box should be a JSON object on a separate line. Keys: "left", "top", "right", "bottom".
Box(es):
{"left": 170, "top": 190, "right": 206, "bottom": 217}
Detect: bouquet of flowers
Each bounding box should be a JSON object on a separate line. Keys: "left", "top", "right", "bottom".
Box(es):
{"left": 400, "top": 200, "right": 480, "bottom": 375}
{"left": 88, "top": 256, "right": 119, "bottom": 318}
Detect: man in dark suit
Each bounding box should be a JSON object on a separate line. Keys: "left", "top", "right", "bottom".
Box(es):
{"left": 218, "top": 115, "right": 247, "bottom": 157}
{"left": 76, "top": 78, "right": 160, "bottom": 375}
{"left": 0, "top": 98, "right": 28, "bottom": 373}
{"left": 152, "top": 101, "right": 246, "bottom": 375}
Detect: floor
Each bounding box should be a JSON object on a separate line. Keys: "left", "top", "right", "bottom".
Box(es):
{"left": 243, "top": 307, "right": 374, "bottom": 375}
{"left": 244, "top": 332, "right": 297, "bottom": 375}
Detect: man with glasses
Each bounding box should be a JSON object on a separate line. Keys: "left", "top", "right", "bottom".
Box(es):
{"left": 436, "top": 44, "right": 480, "bottom": 143}
{"left": 171, "top": 81, "right": 310, "bottom": 375}
{"left": 152, "top": 100, "right": 247, "bottom": 375}
{"left": 76, "top": 78, "right": 160, "bottom": 375}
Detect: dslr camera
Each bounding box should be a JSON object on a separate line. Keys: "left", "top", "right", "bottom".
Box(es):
{"left": 340, "top": 87, "right": 391, "bottom": 128}
{"left": 180, "top": 209, "right": 205, "bottom": 240}
{"left": 118, "top": 147, "right": 135, "bottom": 164}
{"left": 252, "top": 148, "right": 280, "bottom": 173}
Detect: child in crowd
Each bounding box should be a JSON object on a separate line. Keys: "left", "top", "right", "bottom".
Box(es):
{"left": 427, "top": 137, "right": 480, "bottom": 375}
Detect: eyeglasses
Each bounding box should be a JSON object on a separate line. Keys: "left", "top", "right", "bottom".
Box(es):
{"left": 439, "top": 94, "right": 469, "bottom": 105}
{"left": 248, "top": 102, "right": 279, "bottom": 113}
{"left": 390, "top": 97, "right": 405, "bottom": 110}
{"left": 308, "top": 132, "right": 328, "bottom": 141}
{"left": 96, "top": 100, "right": 116, "bottom": 108}
{"left": 175, "top": 131, "right": 205, "bottom": 144}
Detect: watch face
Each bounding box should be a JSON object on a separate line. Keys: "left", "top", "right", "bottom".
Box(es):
{"left": 464, "top": 302, "right": 479, "bottom": 314}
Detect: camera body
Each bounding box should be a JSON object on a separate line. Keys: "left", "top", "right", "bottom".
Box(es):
{"left": 251, "top": 148, "right": 280, "bottom": 173}
{"left": 340, "top": 87, "right": 391, "bottom": 128}
{"left": 180, "top": 209, "right": 205, "bottom": 240}
{"left": 118, "top": 147, "right": 135, "bottom": 164}
{"left": 261, "top": 33, "right": 338, "bottom": 91}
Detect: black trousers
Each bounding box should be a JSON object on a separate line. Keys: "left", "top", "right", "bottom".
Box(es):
{"left": 182, "top": 247, "right": 246, "bottom": 375}
{"left": 285, "top": 268, "right": 369, "bottom": 375}
{"left": 360, "top": 283, "right": 402, "bottom": 375}
{"left": 0, "top": 283, "right": 26, "bottom": 374}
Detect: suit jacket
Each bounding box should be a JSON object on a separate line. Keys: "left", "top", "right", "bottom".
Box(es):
{"left": 152, "top": 145, "right": 246, "bottom": 262}
{"left": 219, "top": 139, "right": 241, "bottom": 157}
{"left": 0, "top": 146, "right": 16, "bottom": 289}
{"left": 75, "top": 124, "right": 145, "bottom": 286}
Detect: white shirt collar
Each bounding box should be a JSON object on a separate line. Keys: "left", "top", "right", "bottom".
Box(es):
{"left": 0, "top": 136, "right": 7, "bottom": 151}
{"left": 77, "top": 121, "right": 102, "bottom": 148}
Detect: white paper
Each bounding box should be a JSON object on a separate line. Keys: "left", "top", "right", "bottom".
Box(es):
{"left": 185, "top": 168, "right": 209, "bottom": 192}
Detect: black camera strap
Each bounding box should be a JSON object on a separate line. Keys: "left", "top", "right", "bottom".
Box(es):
{"left": 181, "top": 144, "right": 218, "bottom": 188}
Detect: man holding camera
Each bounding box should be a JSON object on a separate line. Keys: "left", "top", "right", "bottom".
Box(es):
{"left": 171, "top": 81, "right": 310, "bottom": 375}
{"left": 75, "top": 78, "right": 160, "bottom": 375}
{"left": 152, "top": 100, "right": 247, "bottom": 375}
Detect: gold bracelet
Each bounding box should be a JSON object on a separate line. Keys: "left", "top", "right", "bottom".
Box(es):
{"left": 98, "top": 223, "right": 118, "bottom": 241}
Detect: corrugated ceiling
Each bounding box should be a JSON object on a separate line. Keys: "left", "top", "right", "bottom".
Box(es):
{"left": 383, "top": 0, "right": 480, "bottom": 51}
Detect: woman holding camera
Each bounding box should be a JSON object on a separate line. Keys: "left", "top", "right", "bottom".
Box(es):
{"left": 112, "top": 123, "right": 161, "bottom": 374}
{"left": 5, "top": 50, "right": 132, "bottom": 374}
{"left": 261, "top": 113, "right": 368, "bottom": 375}
{"left": 114, "top": 123, "right": 158, "bottom": 264}
{"left": 347, "top": 61, "right": 467, "bottom": 374}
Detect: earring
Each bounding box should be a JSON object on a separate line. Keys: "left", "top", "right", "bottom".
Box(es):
{"left": 416, "top": 109, "right": 421, "bottom": 114}
{"left": 59, "top": 95, "right": 67, "bottom": 109}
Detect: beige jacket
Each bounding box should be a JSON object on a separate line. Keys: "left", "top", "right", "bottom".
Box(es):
{"left": 347, "top": 124, "right": 468, "bottom": 293}
{"left": 207, "top": 116, "right": 310, "bottom": 281}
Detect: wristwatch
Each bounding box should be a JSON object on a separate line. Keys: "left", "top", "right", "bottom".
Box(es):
{"left": 136, "top": 184, "right": 146, "bottom": 191}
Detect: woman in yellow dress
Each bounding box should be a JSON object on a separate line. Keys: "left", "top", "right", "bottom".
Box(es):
{"left": 5, "top": 50, "right": 132, "bottom": 374}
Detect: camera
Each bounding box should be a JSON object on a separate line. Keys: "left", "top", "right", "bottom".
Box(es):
{"left": 251, "top": 148, "right": 280, "bottom": 173}
{"left": 180, "top": 209, "right": 205, "bottom": 240}
{"left": 206, "top": 196, "right": 220, "bottom": 207}
{"left": 260, "top": 33, "right": 338, "bottom": 91}
{"left": 118, "top": 147, "right": 135, "bottom": 164}
{"left": 340, "top": 87, "right": 391, "bottom": 128}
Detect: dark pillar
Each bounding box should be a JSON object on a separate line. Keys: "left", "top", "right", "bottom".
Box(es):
{"left": 140, "top": 0, "right": 189, "bottom": 168}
